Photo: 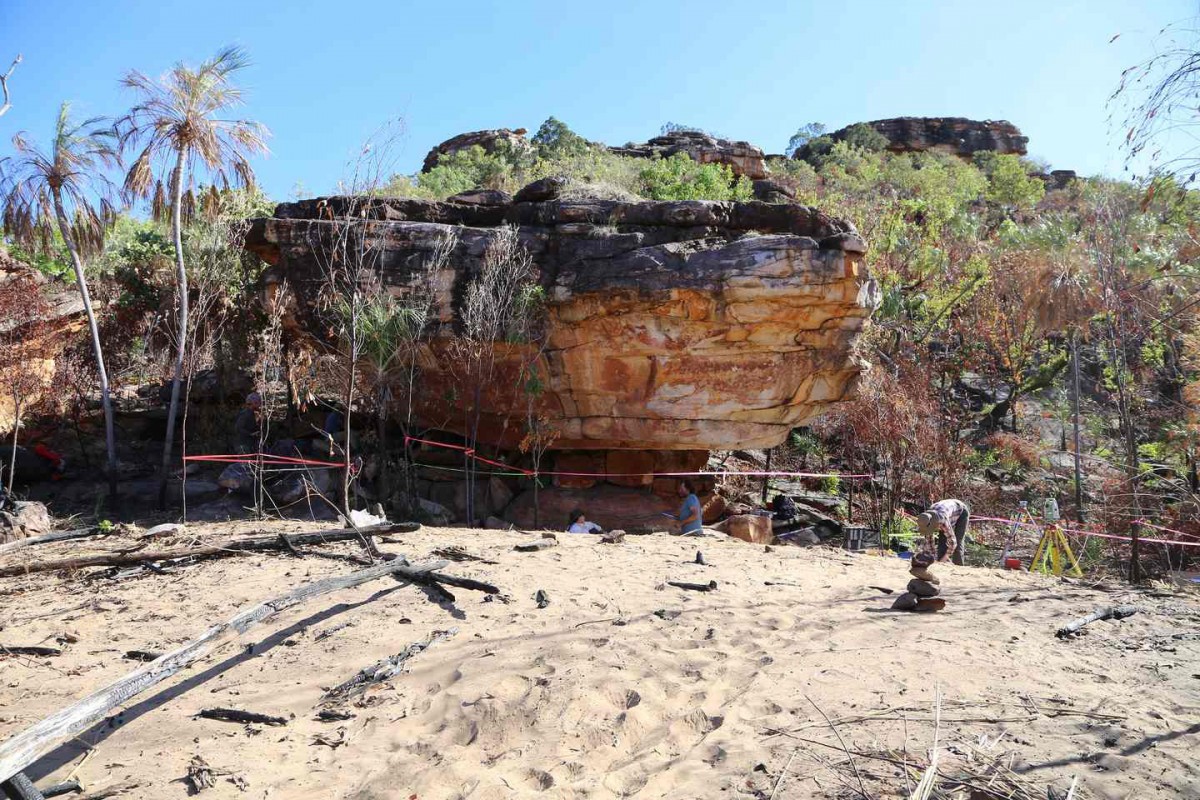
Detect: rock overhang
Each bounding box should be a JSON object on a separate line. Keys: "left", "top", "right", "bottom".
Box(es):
{"left": 245, "top": 190, "right": 877, "bottom": 452}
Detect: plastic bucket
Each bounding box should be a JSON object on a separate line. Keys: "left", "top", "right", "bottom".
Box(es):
{"left": 1004, "top": 557, "right": 1022, "bottom": 570}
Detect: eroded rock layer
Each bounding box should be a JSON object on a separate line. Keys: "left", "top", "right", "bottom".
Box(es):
{"left": 610, "top": 131, "right": 769, "bottom": 180}
{"left": 246, "top": 192, "right": 877, "bottom": 451}
{"left": 831, "top": 117, "right": 1028, "bottom": 158}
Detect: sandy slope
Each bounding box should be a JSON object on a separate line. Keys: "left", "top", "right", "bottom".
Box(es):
{"left": 0, "top": 523, "right": 1198, "bottom": 800}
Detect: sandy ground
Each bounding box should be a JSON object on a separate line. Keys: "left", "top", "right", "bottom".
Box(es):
{"left": 1, "top": 522, "right": 1198, "bottom": 800}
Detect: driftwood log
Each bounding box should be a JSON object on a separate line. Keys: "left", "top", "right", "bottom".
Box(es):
{"left": 0, "top": 555, "right": 447, "bottom": 784}
{"left": 0, "top": 524, "right": 420, "bottom": 579}
{"left": 0, "top": 528, "right": 104, "bottom": 557}
{"left": 1055, "top": 604, "right": 1140, "bottom": 639}
{"left": 321, "top": 629, "right": 457, "bottom": 703}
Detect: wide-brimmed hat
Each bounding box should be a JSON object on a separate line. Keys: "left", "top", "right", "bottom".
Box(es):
{"left": 916, "top": 511, "right": 938, "bottom": 535}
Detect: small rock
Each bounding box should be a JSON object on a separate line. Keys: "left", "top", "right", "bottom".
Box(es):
{"left": 654, "top": 609, "right": 682, "bottom": 620}
{"left": 534, "top": 589, "right": 550, "bottom": 609}
{"left": 907, "top": 579, "right": 941, "bottom": 597}
{"left": 891, "top": 592, "right": 919, "bottom": 611}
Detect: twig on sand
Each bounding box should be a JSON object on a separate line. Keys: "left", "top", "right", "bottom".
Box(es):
{"left": 769, "top": 748, "right": 798, "bottom": 800}
{"left": 909, "top": 687, "right": 942, "bottom": 800}
{"left": 805, "top": 694, "right": 869, "bottom": 799}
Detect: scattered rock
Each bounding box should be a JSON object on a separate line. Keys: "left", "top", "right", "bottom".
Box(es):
{"left": 515, "top": 176, "right": 568, "bottom": 203}
{"left": 447, "top": 188, "right": 512, "bottom": 206}
{"left": 908, "top": 578, "right": 941, "bottom": 597}
{"left": 534, "top": 589, "right": 550, "bottom": 609}
{"left": 891, "top": 592, "right": 919, "bottom": 611}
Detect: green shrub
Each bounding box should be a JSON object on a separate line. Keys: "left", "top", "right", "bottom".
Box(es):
{"left": 531, "top": 116, "right": 590, "bottom": 160}
{"left": 975, "top": 153, "right": 1045, "bottom": 212}
{"left": 638, "top": 153, "right": 752, "bottom": 201}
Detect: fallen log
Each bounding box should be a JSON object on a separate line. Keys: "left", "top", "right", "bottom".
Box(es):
{"left": 0, "top": 523, "right": 420, "bottom": 579}
{"left": 0, "top": 528, "right": 103, "bottom": 557}
{"left": 39, "top": 780, "right": 79, "bottom": 798}
{"left": 0, "top": 555, "right": 447, "bottom": 784}
{"left": 321, "top": 628, "right": 457, "bottom": 703}
{"left": 197, "top": 708, "right": 287, "bottom": 726}
{"left": 1055, "top": 604, "right": 1141, "bottom": 639}
{"left": 1, "top": 772, "right": 44, "bottom": 800}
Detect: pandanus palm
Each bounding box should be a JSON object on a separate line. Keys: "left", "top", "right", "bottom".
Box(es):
{"left": 117, "top": 46, "right": 269, "bottom": 507}
{"left": 0, "top": 103, "right": 120, "bottom": 503}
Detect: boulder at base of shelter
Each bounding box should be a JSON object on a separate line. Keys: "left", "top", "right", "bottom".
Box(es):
{"left": 0, "top": 500, "right": 52, "bottom": 542}
{"left": 716, "top": 514, "right": 774, "bottom": 544}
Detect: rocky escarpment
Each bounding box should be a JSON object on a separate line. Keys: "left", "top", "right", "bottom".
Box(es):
{"left": 246, "top": 187, "right": 876, "bottom": 455}
{"left": 827, "top": 117, "right": 1028, "bottom": 158}
{"left": 422, "top": 128, "right": 533, "bottom": 172}
{"left": 609, "top": 131, "right": 768, "bottom": 180}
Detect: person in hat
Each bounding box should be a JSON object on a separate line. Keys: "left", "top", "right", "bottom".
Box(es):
{"left": 917, "top": 499, "right": 970, "bottom": 565}
{"left": 233, "top": 392, "right": 263, "bottom": 454}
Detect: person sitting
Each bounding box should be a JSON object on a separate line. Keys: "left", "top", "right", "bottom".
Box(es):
{"left": 233, "top": 392, "right": 263, "bottom": 454}
{"left": 917, "top": 498, "right": 971, "bottom": 565}
{"left": 567, "top": 508, "right": 603, "bottom": 534}
{"left": 0, "top": 443, "right": 65, "bottom": 484}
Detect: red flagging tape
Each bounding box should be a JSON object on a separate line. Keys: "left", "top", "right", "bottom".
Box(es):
{"left": 183, "top": 453, "right": 349, "bottom": 468}
{"left": 403, "top": 436, "right": 872, "bottom": 480}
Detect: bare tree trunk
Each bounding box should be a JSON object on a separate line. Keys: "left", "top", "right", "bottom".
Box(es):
{"left": 342, "top": 349, "right": 355, "bottom": 517}
{"left": 52, "top": 190, "right": 118, "bottom": 509}
{"left": 6, "top": 401, "right": 19, "bottom": 493}
{"left": 1071, "top": 331, "right": 1085, "bottom": 522}
{"left": 377, "top": 382, "right": 389, "bottom": 509}
{"left": 158, "top": 147, "right": 189, "bottom": 510}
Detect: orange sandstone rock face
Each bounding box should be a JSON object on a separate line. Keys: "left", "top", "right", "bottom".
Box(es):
{"left": 247, "top": 191, "right": 877, "bottom": 454}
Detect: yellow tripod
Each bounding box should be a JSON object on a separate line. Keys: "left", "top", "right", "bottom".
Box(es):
{"left": 1030, "top": 523, "right": 1083, "bottom": 577}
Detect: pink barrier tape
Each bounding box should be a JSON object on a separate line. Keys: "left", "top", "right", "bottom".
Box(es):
{"left": 183, "top": 453, "right": 349, "bottom": 468}
{"left": 404, "top": 435, "right": 872, "bottom": 480}
{"left": 972, "top": 513, "right": 1200, "bottom": 549}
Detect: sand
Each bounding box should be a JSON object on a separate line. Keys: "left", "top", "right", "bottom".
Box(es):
{"left": 1, "top": 522, "right": 1198, "bottom": 799}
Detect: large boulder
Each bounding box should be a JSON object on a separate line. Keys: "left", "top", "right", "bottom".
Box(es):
{"left": 422, "top": 128, "right": 532, "bottom": 173}
{"left": 824, "top": 117, "right": 1028, "bottom": 159}
{"left": 247, "top": 194, "right": 877, "bottom": 454}
{"left": 610, "top": 131, "right": 768, "bottom": 179}
{"left": 0, "top": 500, "right": 52, "bottom": 543}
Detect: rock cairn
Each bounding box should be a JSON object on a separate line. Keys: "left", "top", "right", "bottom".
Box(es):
{"left": 891, "top": 552, "right": 946, "bottom": 612}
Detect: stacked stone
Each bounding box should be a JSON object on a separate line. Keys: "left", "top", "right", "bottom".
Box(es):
{"left": 891, "top": 553, "right": 945, "bottom": 611}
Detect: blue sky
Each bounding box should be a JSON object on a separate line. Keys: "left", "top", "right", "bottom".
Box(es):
{"left": 2, "top": 0, "right": 1195, "bottom": 200}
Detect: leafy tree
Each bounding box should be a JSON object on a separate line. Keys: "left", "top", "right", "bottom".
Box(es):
{"left": 660, "top": 122, "right": 705, "bottom": 135}
{"left": 840, "top": 122, "right": 890, "bottom": 153}
{"left": 975, "top": 153, "right": 1045, "bottom": 213}
{"left": 786, "top": 122, "right": 826, "bottom": 157}
{"left": 118, "top": 45, "right": 269, "bottom": 508}
{"left": 1, "top": 103, "right": 121, "bottom": 504}
{"left": 531, "top": 116, "right": 590, "bottom": 160}
{"left": 638, "top": 153, "right": 752, "bottom": 201}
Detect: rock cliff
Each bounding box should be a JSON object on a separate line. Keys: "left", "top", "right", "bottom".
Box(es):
{"left": 829, "top": 117, "right": 1028, "bottom": 158}
{"left": 609, "top": 131, "right": 768, "bottom": 180}
{"left": 422, "top": 128, "right": 532, "bottom": 172}
{"left": 246, "top": 187, "right": 877, "bottom": 454}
